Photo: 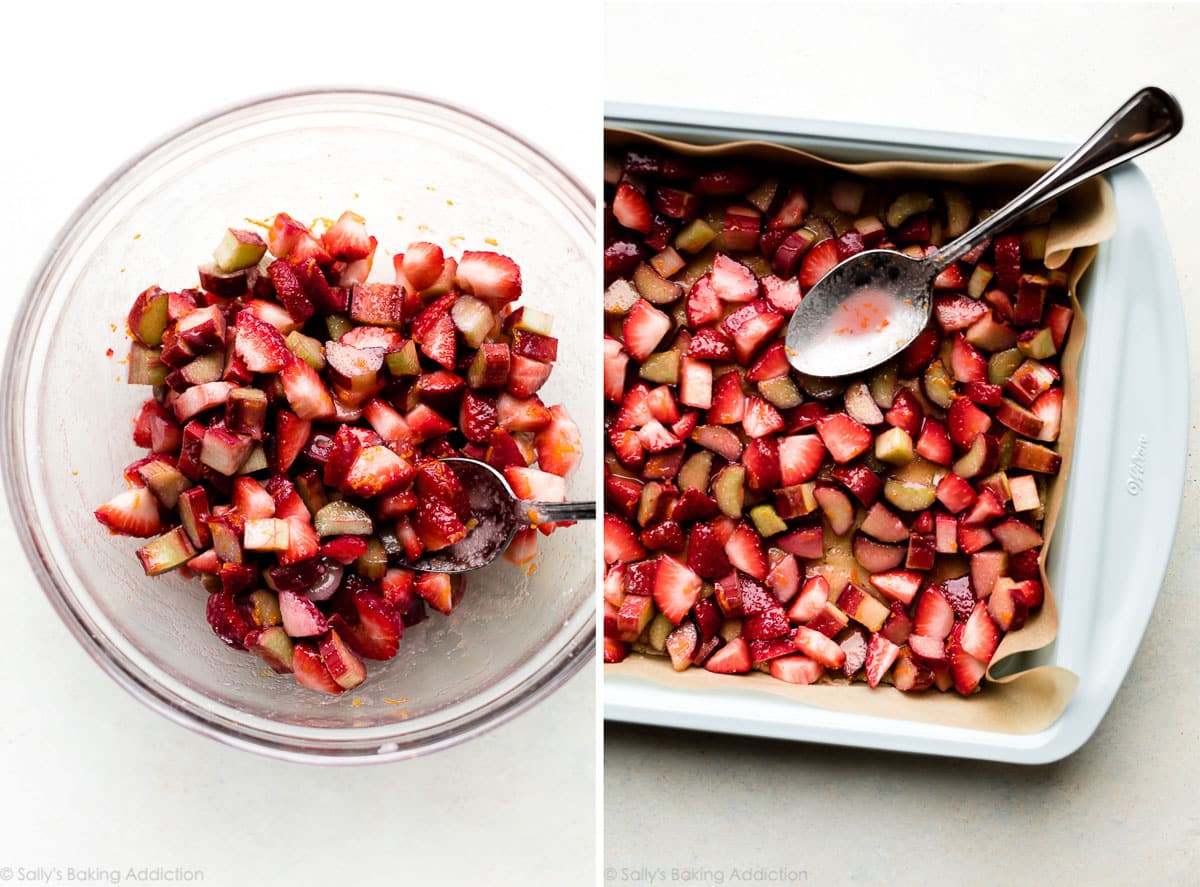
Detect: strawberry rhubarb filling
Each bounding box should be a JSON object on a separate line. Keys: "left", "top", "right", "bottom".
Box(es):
{"left": 95, "top": 211, "right": 581, "bottom": 694}
{"left": 603, "top": 147, "right": 1067, "bottom": 695}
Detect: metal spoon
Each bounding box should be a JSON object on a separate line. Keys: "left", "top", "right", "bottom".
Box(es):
{"left": 785, "top": 86, "right": 1183, "bottom": 378}
{"left": 400, "top": 457, "right": 595, "bottom": 573}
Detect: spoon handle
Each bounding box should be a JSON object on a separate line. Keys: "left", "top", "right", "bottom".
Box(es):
{"left": 934, "top": 87, "right": 1182, "bottom": 267}
{"left": 524, "top": 500, "right": 597, "bottom": 524}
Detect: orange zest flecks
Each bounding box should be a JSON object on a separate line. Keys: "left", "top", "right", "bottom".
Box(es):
{"left": 109, "top": 323, "right": 118, "bottom": 333}
{"left": 833, "top": 291, "right": 894, "bottom": 336}
{"left": 395, "top": 214, "right": 405, "bottom": 222}
{"left": 132, "top": 233, "right": 142, "bottom": 240}
{"left": 353, "top": 192, "right": 360, "bottom": 199}
{"left": 417, "top": 224, "right": 430, "bottom": 233}
{"left": 448, "top": 235, "right": 464, "bottom": 248}
{"left": 71, "top": 470, "right": 79, "bottom": 477}
{"left": 352, "top": 697, "right": 362, "bottom": 708}
{"left": 446, "top": 199, "right": 454, "bottom": 206}
{"left": 425, "top": 185, "right": 436, "bottom": 192}
{"left": 243, "top": 216, "right": 272, "bottom": 229}
{"left": 119, "top": 268, "right": 126, "bottom": 274}
{"left": 484, "top": 237, "right": 499, "bottom": 247}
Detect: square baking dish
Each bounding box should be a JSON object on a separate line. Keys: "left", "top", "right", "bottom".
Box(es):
{"left": 602, "top": 102, "right": 1189, "bottom": 764}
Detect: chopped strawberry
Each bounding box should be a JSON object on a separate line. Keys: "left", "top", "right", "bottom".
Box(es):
{"left": 914, "top": 587, "right": 955, "bottom": 640}
{"left": 652, "top": 555, "right": 702, "bottom": 625}
{"left": 797, "top": 238, "right": 840, "bottom": 291}
{"left": 320, "top": 211, "right": 372, "bottom": 261}
{"left": 292, "top": 641, "right": 344, "bottom": 695}
{"left": 505, "top": 354, "right": 553, "bottom": 399}
{"left": 703, "top": 636, "right": 751, "bottom": 674}
{"left": 612, "top": 181, "right": 653, "bottom": 233}
{"left": 778, "top": 434, "right": 825, "bottom": 485}
{"left": 456, "top": 251, "right": 522, "bottom": 308}
{"left": 94, "top": 488, "right": 165, "bottom": 538}
{"left": 815, "top": 412, "right": 872, "bottom": 463}
{"left": 864, "top": 633, "right": 901, "bottom": 688}
{"left": 710, "top": 253, "right": 759, "bottom": 302}
{"left": 604, "top": 514, "right": 645, "bottom": 564}
{"left": 724, "top": 522, "right": 768, "bottom": 580}
{"left": 234, "top": 309, "right": 290, "bottom": 372}
{"left": 533, "top": 404, "right": 582, "bottom": 478}
{"left": 280, "top": 356, "right": 335, "bottom": 420}
{"left": 622, "top": 299, "right": 672, "bottom": 362}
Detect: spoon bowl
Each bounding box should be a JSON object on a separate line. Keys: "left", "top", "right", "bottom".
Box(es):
{"left": 786, "top": 86, "right": 1183, "bottom": 378}
{"left": 403, "top": 458, "right": 595, "bottom": 574}
{"left": 785, "top": 249, "right": 932, "bottom": 377}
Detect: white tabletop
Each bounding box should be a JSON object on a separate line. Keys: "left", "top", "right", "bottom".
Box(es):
{"left": 605, "top": 3, "right": 1199, "bottom": 885}
{"left": 0, "top": 4, "right": 597, "bottom": 885}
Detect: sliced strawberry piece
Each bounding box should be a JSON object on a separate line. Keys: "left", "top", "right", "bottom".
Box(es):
{"left": 915, "top": 418, "right": 953, "bottom": 465}
{"left": 761, "top": 274, "right": 802, "bottom": 313}
{"left": 604, "top": 336, "right": 630, "bottom": 402}
{"left": 724, "top": 522, "right": 768, "bottom": 580}
{"left": 292, "top": 641, "right": 344, "bottom": 695}
{"left": 280, "top": 356, "right": 335, "bottom": 420}
{"left": 622, "top": 299, "right": 672, "bottom": 362}
{"left": 94, "top": 488, "right": 165, "bottom": 538}
{"left": 720, "top": 300, "right": 784, "bottom": 365}
{"left": 505, "top": 354, "right": 553, "bottom": 399}
{"left": 778, "top": 434, "right": 825, "bottom": 485}
{"left": 703, "top": 636, "right": 751, "bottom": 674}
{"left": 604, "top": 514, "right": 646, "bottom": 564}
{"left": 456, "top": 251, "right": 522, "bottom": 309}
{"left": 414, "top": 572, "right": 465, "bottom": 615}
{"left": 815, "top": 412, "right": 872, "bottom": 463}
{"left": 710, "top": 253, "right": 759, "bottom": 302}
{"left": 418, "top": 312, "right": 458, "bottom": 370}
{"left": 793, "top": 624, "right": 847, "bottom": 669}
{"left": 685, "top": 275, "right": 722, "bottom": 327}
{"left": 770, "top": 654, "right": 824, "bottom": 684}
{"left": 234, "top": 309, "right": 291, "bottom": 372}
{"left": 947, "top": 397, "right": 992, "bottom": 450}
{"left": 267, "top": 258, "right": 313, "bottom": 324}
{"left": 933, "top": 293, "right": 989, "bottom": 332}
{"left": 742, "top": 396, "right": 784, "bottom": 439}
{"left": 612, "top": 181, "right": 653, "bottom": 233}
{"left": 652, "top": 555, "right": 702, "bottom": 625}
{"left": 708, "top": 372, "right": 746, "bottom": 425}
{"left": 869, "top": 570, "right": 924, "bottom": 606}
{"left": 949, "top": 642, "right": 988, "bottom": 695}
{"left": 797, "top": 238, "right": 840, "bottom": 292}
{"left": 914, "top": 587, "right": 955, "bottom": 640}
{"left": 533, "top": 404, "right": 582, "bottom": 478}
{"left": 342, "top": 446, "right": 414, "bottom": 498}
{"left": 960, "top": 601, "right": 1000, "bottom": 662}
{"left": 864, "top": 633, "right": 901, "bottom": 688}
{"left": 273, "top": 410, "right": 312, "bottom": 473}
{"left": 320, "top": 210, "right": 371, "bottom": 261}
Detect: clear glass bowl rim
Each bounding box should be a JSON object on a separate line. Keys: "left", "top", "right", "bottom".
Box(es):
{"left": 2, "top": 88, "right": 596, "bottom": 765}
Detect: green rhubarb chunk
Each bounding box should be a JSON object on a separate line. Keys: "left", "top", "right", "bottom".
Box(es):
{"left": 213, "top": 228, "right": 268, "bottom": 272}
{"left": 639, "top": 350, "right": 680, "bottom": 384}
{"left": 136, "top": 527, "right": 196, "bottom": 576}
{"left": 314, "top": 500, "right": 374, "bottom": 537}
{"left": 674, "top": 218, "right": 717, "bottom": 254}
{"left": 325, "top": 314, "right": 353, "bottom": 342}
{"left": 749, "top": 504, "right": 788, "bottom": 538}
{"left": 386, "top": 339, "right": 421, "bottom": 376}
{"left": 286, "top": 330, "right": 326, "bottom": 369}
{"left": 355, "top": 536, "right": 388, "bottom": 580}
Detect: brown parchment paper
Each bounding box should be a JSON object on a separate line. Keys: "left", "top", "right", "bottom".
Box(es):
{"left": 604, "top": 128, "right": 1118, "bottom": 734}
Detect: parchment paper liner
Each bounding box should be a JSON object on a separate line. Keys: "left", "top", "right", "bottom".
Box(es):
{"left": 604, "top": 128, "right": 1118, "bottom": 734}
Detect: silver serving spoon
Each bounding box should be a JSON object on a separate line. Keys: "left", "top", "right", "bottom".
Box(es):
{"left": 402, "top": 457, "right": 594, "bottom": 573}
{"left": 785, "top": 86, "right": 1183, "bottom": 378}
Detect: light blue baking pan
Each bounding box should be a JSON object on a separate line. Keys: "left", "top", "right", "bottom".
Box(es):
{"left": 603, "top": 102, "right": 1188, "bottom": 764}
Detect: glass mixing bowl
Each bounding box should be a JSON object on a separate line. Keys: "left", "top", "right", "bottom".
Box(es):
{"left": 2, "top": 90, "right": 596, "bottom": 763}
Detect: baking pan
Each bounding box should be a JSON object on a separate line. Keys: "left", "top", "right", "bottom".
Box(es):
{"left": 603, "top": 102, "right": 1188, "bottom": 764}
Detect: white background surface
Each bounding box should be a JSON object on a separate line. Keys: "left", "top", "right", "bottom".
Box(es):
{"left": 605, "top": 2, "right": 1199, "bottom": 885}
{"left": 0, "top": 2, "right": 598, "bottom": 885}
